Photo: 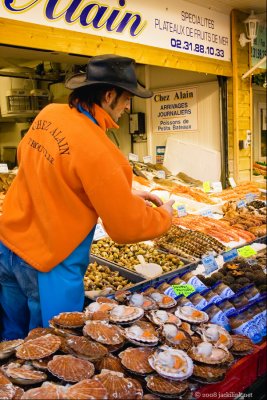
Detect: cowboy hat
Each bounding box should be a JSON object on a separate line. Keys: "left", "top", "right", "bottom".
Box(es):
{"left": 65, "top": 54, "right": 153, "bottom": 98}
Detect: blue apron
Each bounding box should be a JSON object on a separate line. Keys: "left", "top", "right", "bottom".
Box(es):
{"left": 38, "top": 105, "right": 98, "bottom": 327}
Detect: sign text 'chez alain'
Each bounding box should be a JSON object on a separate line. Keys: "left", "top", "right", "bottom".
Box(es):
{"left": 151, "top": 87, "right": 198, "bottom": 133}
{"left": 0, "top": 0, "right": 231, "bottom": 61}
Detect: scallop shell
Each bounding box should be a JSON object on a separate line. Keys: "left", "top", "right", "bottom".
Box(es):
{"left": 12, "top": 385, "right": 24, "bottom": 399}
{"left": 65, "top": 336, "right": 108, "bottom": 361}
{"left": 93, "top": 370, "right": 141, "bottom": 400}
{"left": 160, "top": 324, "right": 193, "bottom": 351}
{"left": 31, "top": 356, "right": 53, "bottom": 371}
{"left": 48, "top": 355, "right": 94, "bottom": 382}
{"left": 148, "top": 346, "right": 194, "bottom": 381}
{"left": 196, "top": 324, "right": 233, "bottom": 349}
{"left": 180, "top": 322, "right": 194, "bottom": 336}
{"left": 94, "top": 354, "right": 124, "bottom": 373}
{"left": 119, "top": 347, "right": 154, "bottom": 375}
{"left": 16, "top": 334, "right": 61, "bottom": 360}
{"left": 128, "top": 293, "right": 157, "bottom": 311}
{"left": 3, "top": 363, "right": 47, "bottom": 385}
{"left": 230, "top": 334, "right": 254, "bottom": 355}
{"left": 51, "top": 312, "right": 85, "bottom": 328}
{"left": 192, "top": 363, "right": 228, "bottom": 383}
{"left": 188, "top": 343, "right": 230, "bottom": 364}
{"left": 175, "top": 306, "right": 209, "bottom": 324}
{"left": 124, "top": 324, "right": 159, "bottom": 346}
{"left": 145, "top": 374, "right": 189, "bottom": 397}
{"left": 66, "top": 379, "right": 108, "bottom": 399}
{"left": 109, "top": 305, "right": 144, "bottom": 324}
{"left": 96, "top": 297, "right": 118, "bottom": 305}
{"left": 21, "top": 382, "right": 66, "bottom": 399}
{"left": 0, "top": 339, "right": 24, "bottom": 360}
{"left": 0, "top": 384, "right": 18, "bottom": 400}
{"left": 25, "top": 328, "right": 55, "bottom": 341}
{"left": 49, "top": 321, "right": 81, "bottom": 337}
{"left": 146, "top": 310, "right": 181, "bottom": 327}
{"left": 0, "top": 370, "right": 11, "bottom": 384}
{"left": 149, "top": 293, "right": 177, "bottom": 309}
{"left": 134, "top": 320, "right": 158, "bottom": 336}
{"left": 83, "top": 321, "right": 124, "bottom": 345}
{"left": 127, "top": 377, "right": 143, "bottom": 400}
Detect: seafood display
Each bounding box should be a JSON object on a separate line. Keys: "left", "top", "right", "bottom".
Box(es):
{"left": 91, "top": 238, "right": 185, "bottom": 273}
{"left": 155, "top": 225, "right": 226, "bottom": 259}
{"left": 210, "top": 181, "right": 260, "bottom": 202}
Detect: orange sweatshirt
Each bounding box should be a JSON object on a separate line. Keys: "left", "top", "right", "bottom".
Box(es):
{"left": 0, "top": 103, "right": 171, "bottom": 272}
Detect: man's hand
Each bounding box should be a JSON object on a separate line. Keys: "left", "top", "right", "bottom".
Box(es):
{"left": 132, "top": 189, "right": 163, "bottom": 207}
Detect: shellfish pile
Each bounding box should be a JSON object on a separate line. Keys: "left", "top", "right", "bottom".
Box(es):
{"left": 0, "top": 290, "right": 253, "bottom": 399}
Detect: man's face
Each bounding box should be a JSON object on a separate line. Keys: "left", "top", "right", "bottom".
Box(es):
{"left": 102, "top": 89, "right": 132, "bottom": 122}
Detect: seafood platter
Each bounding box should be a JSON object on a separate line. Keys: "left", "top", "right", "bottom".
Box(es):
{"left": 1, "top": 277, "right": 263, "bottom": 400}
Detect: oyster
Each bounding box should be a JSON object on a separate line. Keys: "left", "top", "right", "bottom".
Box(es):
{"left": 66, "top": 379, "right": 108, "bottom": 399}
{"left": 196, "top": 324, "right": 233, "bottom": 349}
{"left": 124, "top": 324, "right": 159, "bottom": 346}
{"left": 0, "top": 339, "right": 24, "bottom": 360}
{"left": 118, "top": 347, "right": 154, "bottom": 375}
{"left": 51, "top": 312, "right": 85, "bottom": 328}
{"left": 83, "top": 321, "right": 124, "bottom": 345}
{"left": 48, "top": 355, "right": 94, "bottom": 382}
{"left": 3, "top": 362, "right": 47, "bottom": 385}
{"left": 160, "top": 324, "right": 192, "bottom": 351}
{"left": 16, "top": 334, "right": 61, "bottom": 360}
{"left": 21, "top": 382, "right": 66, "bottom": 399}
{"left": 145, "top": 374, "right": 189, "bottom": 398}
{"left": 146, "top": 310, "right": 181, "bottom": 327}
{"left": 109, "top": 305, "right": 144, "bottom": 324}
{"left": 128, "top": 293, "right": 157, "bottom": 310}
{"left": 94, "top": 354, "right": 124, "bottom": 373}
{"left": 148, "top": 346, "right": 193, "bottom": 380}
{"left": 65, "top": 336, "right": 108, "bottom": 361}
{"left": 192, "top": 363, "right": 228, "bottom": 383}
{"left": 93, "top": 370, "right": 142, "bottom": 400}
{"left": 188, "top": 342, "right": 230, "bottom": 364}
{"left": 230, "top": 334, "right": 254, "bottom": 355}
{"left": 149, "top": 292, "right": 177, "bottom": 309}
{"left": 175, "top": 306, "right": 209, "bottom": 324}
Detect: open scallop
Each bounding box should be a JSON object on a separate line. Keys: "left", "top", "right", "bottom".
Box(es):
{"left": 109, "top": 305, "right": 144, "bottom": 324}
{"left": 123, "top": 324, "right": 159, "bottom": 346}
{"left": 175, "top": 306, "right": 209, "bottom": 324}
{"left": 148, "top": 346, "right": 193, "bottom": 381}
{"left": 146, "top": 310, "right": 181, "bottom": 327}
{"left": 128, "top": 293, "right": 157, "bottom": 311}
{"left": 188, "top": 342, "right": 230, "bottom": 365}
{"left": 149, "top": 292, "right": 177, "bottom": 309}
{"left": 196, "top": 324, "right": 233, "bottom": 349}
{"left": 160, "top": 324, "right": 193, "bottom": 351}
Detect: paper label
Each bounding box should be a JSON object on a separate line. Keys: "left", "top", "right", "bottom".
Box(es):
{"left": 237, "top": 245, "right": 257, "bottom": 258}
{"left": 177, "top": 204, "right": 187, "bottom": 217}
{"left": 128, "top": 153, "right": 139, "bottom": 161}
{"left": 229, "top": 177, "right": 237, "bottom": 188}
{"left": 0, "top": 163, "right": 8, "bottom": 173}
{"left": 203, "top": 181, "right": 211, "bottom": 193}
{"left": 143, "top": 155, "right": 152, "bottom": 164}
{"left": 201, "top": 209, "right": 213, "bottom": 218}
{"left": 93, "top": 224, "right": 108, "bottom": 241}
{"left": 171, "top": 284, "right": 195, "bottom": 297}
{"left": 156, "top": 170, "right": 166, "bottom": 179}
{"left": 223, "top": 248, "right": 238, "bottom": 262}
{"left": 237, "top": 199, "right": 246, "bottom": 208}
{"left": 202, "top": 254, "right": 219, "bottom": 274}
{"left": 212, "top": 181, "right": 223, "bottom": 192}
{"left": 246, "top": 193, "right": 256, "bottom": 204}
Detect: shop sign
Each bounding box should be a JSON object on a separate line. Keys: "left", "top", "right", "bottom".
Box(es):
{"left": 252, "top": 24, "right": 267, "bottom": 68}
{"left": 0, "top": 0, "right": 231, "bottom": 61}
{"left": 151, "top": 87, "right": 197, "bottom": 133}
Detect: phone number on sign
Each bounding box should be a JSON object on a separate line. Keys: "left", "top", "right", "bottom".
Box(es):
{"left": 170, "top": 38, "right": 225, "bottom": 57}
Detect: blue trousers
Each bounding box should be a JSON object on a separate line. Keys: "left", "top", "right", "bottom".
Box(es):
{"left": 0, "top": 228, "right": 95, "bottom": 340}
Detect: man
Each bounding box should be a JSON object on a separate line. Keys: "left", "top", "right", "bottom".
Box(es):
{"left": 0, "top": 54, "right": 174, "bottom": 340}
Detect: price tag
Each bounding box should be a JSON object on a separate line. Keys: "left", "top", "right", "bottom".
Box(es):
{"left": 0, "top": 163, "right": 8, "bottom": 173}
{"left": 223, "top": 248, "right": 238, "bottom": 262}
{"left": 203, "top": 181, "right": 211, "bottom": 193}
{"left": 246, "top": 193, "right": 256, "bottom": 204}
{"left": 177, "top": 204, "right": 187, "bottom": 217}
{"left": 212, "top": 181, "right": 223, "bottom": 193}
{"left": 229, "top": 177, "right": 237, "bottom": 188}
{"left": 143, "top": 155, "right": 152, "bottom": 164}
{"left": 237, "top": 245, "right": 257, "bottom": 258}
{"left": 172, "top": 284, "right": 195, "bottom": 297}
{"left": 157, "top": 170, "right": 166, "bottom": 179}
{"left": 201, "top": 209, "right": 213, "bottom": 218}
{"left": 237, "top": 199, "right": 246, "bottom": 208}
{"left": 93, "top": 224, "right": 108, "bottom": 241}
{"left": 128, "top": 153, "right": 139, "bottom": 162}
{"left": 202, "top": 254, "right": 219, "bottom": 274}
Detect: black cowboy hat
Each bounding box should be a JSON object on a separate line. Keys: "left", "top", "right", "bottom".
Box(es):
{"left": 65, "top": 54, "right": 153, "bottom": 98}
